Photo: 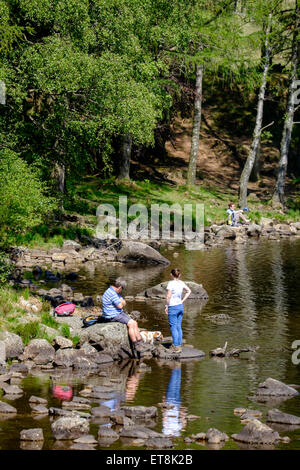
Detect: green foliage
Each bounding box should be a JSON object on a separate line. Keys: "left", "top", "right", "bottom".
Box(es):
{"left": 0, "top": 252, "right": 13, "bottom": 286}
{"left": 41, "top": 312, "right": 59, "bottom": 329}
{"left": 12, "top": 321, "right": 48, "bottom": 345}
{"left": 0, "top": 150, "right": 57, "bottom": 247}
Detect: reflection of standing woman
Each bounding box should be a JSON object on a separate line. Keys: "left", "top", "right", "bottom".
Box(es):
{"left": 165, "top": 269, "right": 191, "bottom": 353}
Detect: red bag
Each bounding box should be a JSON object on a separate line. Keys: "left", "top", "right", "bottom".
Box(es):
{"left": 54, "top": 302, "right": 75, "bottom": 317}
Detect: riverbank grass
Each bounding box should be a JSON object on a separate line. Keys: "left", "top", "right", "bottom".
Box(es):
{"left": 0, "top": 286, "right": 79, "bottom": 346}
{"left": 8, "top": 176, "right": 300, "bottom": 250}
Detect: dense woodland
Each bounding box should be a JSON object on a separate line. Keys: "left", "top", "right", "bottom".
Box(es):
{"left": 0, "top": 0, "right": 299, "bottom": 250}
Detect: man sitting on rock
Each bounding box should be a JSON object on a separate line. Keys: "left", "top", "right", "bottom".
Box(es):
{"left": 101, "top": 277, "right": 143, "bottom": 352}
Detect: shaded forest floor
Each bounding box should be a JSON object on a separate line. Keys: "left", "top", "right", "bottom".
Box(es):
{"left": 131, "top": 109, "right": 299, "bottom": 204}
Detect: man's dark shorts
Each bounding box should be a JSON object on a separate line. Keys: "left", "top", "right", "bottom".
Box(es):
{"left": 100, "top": 312, "right": 131, "bottom": 325}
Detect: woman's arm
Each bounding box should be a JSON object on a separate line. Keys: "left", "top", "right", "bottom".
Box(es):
{"left": 182, "top": 287, "right": 191, "bottom": 303}
{"left": 165, "top": 290, "right": 172, "bottom": 314}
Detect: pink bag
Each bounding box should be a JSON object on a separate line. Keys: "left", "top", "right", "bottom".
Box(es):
{"left": 54, "top": 302, "right": 75, "bottom": 317}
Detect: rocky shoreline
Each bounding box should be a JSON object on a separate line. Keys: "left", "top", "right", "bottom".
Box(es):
{"left": 8, "top": 220, "right": 300, "bottom": 273}
{"left": 0, "top": 219, "right": 300, "bottom": 450}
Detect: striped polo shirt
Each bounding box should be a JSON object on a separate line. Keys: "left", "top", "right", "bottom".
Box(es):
{"left": 102, "top": 286, "right": 123, "bottom": 319}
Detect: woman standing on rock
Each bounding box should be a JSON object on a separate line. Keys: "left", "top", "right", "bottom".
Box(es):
{"left": 165, "top": 269, "right": 191, "bottom": 354}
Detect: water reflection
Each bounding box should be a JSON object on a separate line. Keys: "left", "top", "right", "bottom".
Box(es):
{"left": 52, "top": 384, "right": 73, "bottom": 401}
{"left": 162, "top": 363, "right": 187, "bottom": 437}
{"left": 99, "top": 361, "right": 143, "bottom": 412}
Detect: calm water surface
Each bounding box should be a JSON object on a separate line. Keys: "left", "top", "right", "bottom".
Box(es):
{"left": 1, "top": 238, "right": 300, "bottom": 450}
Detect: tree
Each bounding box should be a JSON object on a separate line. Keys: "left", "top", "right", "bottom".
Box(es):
{"left": 239, "top": 10, "right": 273, "bottom": 208}
{"left": 272, "top": 0, "right": 300, "bottom": 207}
{"left": 0, "top": 149, "right": 57, "bottom": 247}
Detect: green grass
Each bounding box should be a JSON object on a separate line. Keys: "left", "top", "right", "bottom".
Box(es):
{"left": 0, "top": 286, "right": 79, "bottom": 346}
{"left": 6, "top": 175, "right": 300, "bottom": 250}
{"left": 72, "top": 176, "right": 300, "bottom": 229}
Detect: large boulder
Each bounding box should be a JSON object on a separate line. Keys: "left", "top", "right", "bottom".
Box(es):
{"left": 0, "top": 332, "right": 24, "bottom": 360}
{"left": 116, "top": 241, "right": 170, "bottom": 265}
{"left": 137, "top": 281, "right": 208, "bottom": 300}
{"left": 232, "top": 419, "right": 280, "bottom": 445}
{"left": 56, "top": 319, "right": 132, "bottom": 357}
{"left": 21, "top": 339, "right": 55, "bottom": 364}
{"left": 254, "top": 378, "right": 299, "bottom": 398}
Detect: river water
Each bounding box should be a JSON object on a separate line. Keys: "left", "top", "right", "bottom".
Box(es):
{"left": 1, "top": 238, "right": 300, "bottom": 450}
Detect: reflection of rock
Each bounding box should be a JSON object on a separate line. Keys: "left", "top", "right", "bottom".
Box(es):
{"left": 205, "top": 314, "right": 232, "bottom": 324}
{"left": 232, "top": 419, "right": 280, "bottom": 445}
{"left": 137, "top": 281, "right": 208, "bottom": 300}
{"left": 147, "top": 437, "right": 174, "bottom": 449}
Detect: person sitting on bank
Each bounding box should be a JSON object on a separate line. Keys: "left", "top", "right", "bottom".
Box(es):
{"left": 226, "top": 203, "right": 250, "bottom": 227}
{"left": 101, "top": 277, "right": 143, "bottom": 351}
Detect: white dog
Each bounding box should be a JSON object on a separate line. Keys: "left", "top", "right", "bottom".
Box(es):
{"left": 140, "top": 330, "right": 164, "bottom": 345}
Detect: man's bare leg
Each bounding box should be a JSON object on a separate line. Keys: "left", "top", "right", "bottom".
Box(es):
{"left": 128, "top": 319, "right": 142, "bottom": 344}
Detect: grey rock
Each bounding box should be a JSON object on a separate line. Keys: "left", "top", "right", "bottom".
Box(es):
{"left": 232, "top": 419, "right": 280, "bottom": 444}
{"left": 22, "top": 339, "right": 55, "bottom": 362}
{"left": 255, "top": 378, "right": 299, "bottom": 397}
{"left": 120, "top": 426, "right": 162, "bottom": 440}
{"left": 206, "top": 428, "right": 229, "bottom": 444}
{"left": 53, "top": 349, "right": 79, "bottom": 368}
{"left": 98, "top": 426, "right": 119, "bottom": 439}
{"left": 121, "top": 406, "right": 158, "bottom": 421}
{"left": 9, "top": 363, "right": 29, "bottom": 374}
{"left": 53, "top": 336, "right": 73, "bottom": 349}
{"left": 20, "top": 428, "right": 44, "bottom": 441}
{"left": 247, "top": 224, "right": 261, "bottom": 237}
{"left": 62, "top": 240, "right": 82, "bottom": 251}
{"left": 0, "top": 332, "right": 24, "bottom": 360}
{"left": 138, "top": 281, "right": 208, "bottom": 300}
{"left": 0, "top": 400, "right": 17, "bottom": 414}
{"left": 49, "top": 407, "right": 90, "bottom": 420}
{"left": 30, "top": 404, "right": 48, "bottom": 415}
{"left": 0, "top": 341, "right": 6, "bottom": 366}
{"left": 91, "top": 405, "right": 111, "bottom": 418}
{"left": 62, "top": 400, "right": 91, "bottom": 411}
{"left": 1, "top": 383, "right": 23, "bottom": 395}
{"left": 116, "top": 241, "right": 170, "bottom": 265}
{"left": 267, "top": 408, "right": 300, "bottom": 425}
{"left": 51, "top": 416, "right": 90, "bottom": 440}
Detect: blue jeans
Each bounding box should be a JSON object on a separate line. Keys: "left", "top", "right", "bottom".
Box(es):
{"left": 168, "top": 304, "right": 184, "bottom": 346}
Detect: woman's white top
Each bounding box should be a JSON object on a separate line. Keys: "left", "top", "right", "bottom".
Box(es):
{"left": 167, "top": 280, "right": 189, "bottom": 306}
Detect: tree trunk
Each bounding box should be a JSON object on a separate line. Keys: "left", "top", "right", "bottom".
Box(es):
{"left": 55, "top": 162, "right": 66, "bottom": 194}
{"left": 250, "top": 136, "right": 261, "bottom": 182}
{"left": 239, "top": 13, "right": 272, "bottom": 208}
{"left": 119, "top": 134, "right": 132, "bottom": 180}
{"left": 272, "top": 2, "right": 299, "bottom": 207}
{"left": 186, "top": 62, "right": 203, "bottom": 187}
